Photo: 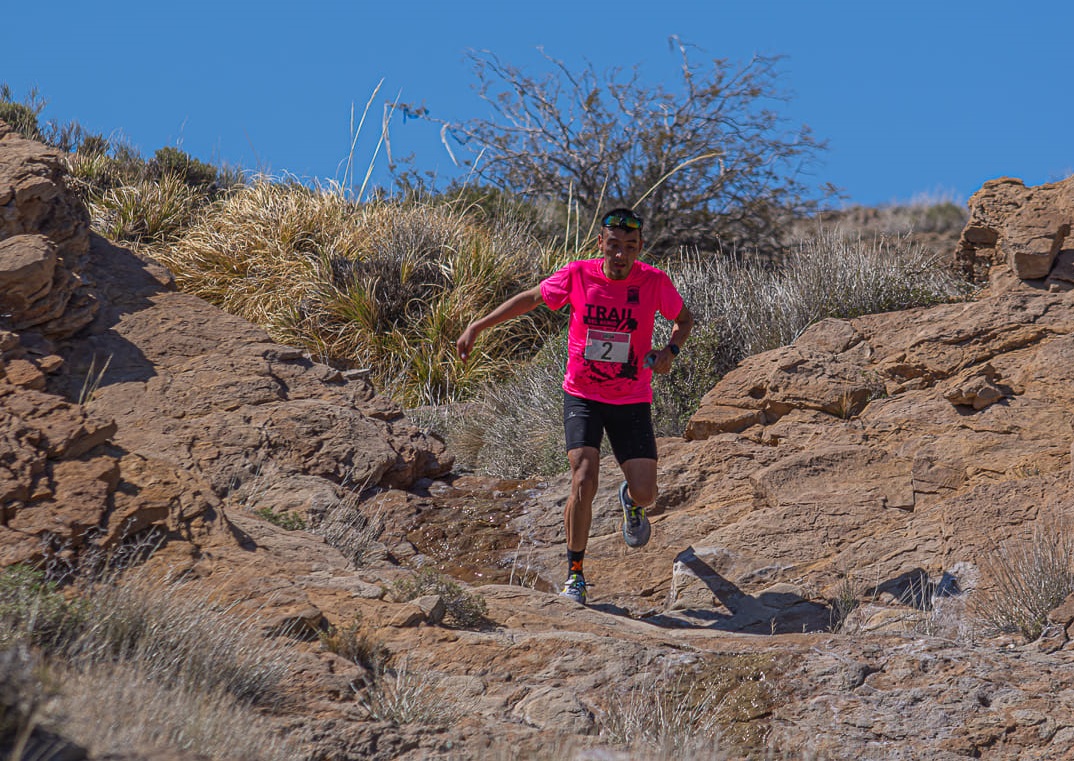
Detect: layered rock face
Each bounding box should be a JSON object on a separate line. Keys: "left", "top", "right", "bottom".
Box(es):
{"left": 0, "top": 121, "right": 97, "bottom": 338}
{"left": 0, "top": 124, "right": 452, "bottom": 572}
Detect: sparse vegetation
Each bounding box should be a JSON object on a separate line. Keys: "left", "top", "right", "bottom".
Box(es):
{"left": 595, "top": 654, "right": 781, "bottom": 759}
{"left": 390, "top": 566, "right": 488, "bottom": 627}
{"left": 0, "top": 84, "right": 46, "bottom": 143}
{"left": 356, "top": 655, "right": 461, "bottom": 726}
{"left": 308, "top": 492, "right": 386, "bottom": 567}
{"left": 253, "top": 506, "right": 308, "bottom": 531}
{"left": 597, "top": 665, "right": 726, "bottom": 756}
{"left": 3, "top": 81, "right": 972, "bottom": 477}
{"left": 828, "top": 572, "right": 861, "bottom": 632}
{"left": 974, "top": 518, "right": 1074, "bottom": 641}
{"left": 319, "top": 614, "right": 389, "bottom": 673}
{"left": 429, "top": 226, "right": 971, "bottom": 474}
{"left": 0, "top": 563, "right": 296, "bottom": 760}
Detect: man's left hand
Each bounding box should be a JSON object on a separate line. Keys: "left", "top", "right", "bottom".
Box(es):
{"left": 644, "top": 348, "right": 676, "bottom": 375}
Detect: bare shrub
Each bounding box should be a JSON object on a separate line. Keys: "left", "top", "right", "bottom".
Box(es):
{"left": 414, "top": 41, "right": 831, "bottom": 259}
{"left": 54, "top": 660, "right": 297, "bottom": 761}
{"left": 596, "top": 664, "right": 728, "bottom": 758}
{"left": 973, "top": 518, "right": 1074, "bottom": 641}
{"left": 356, "top": 655, "right": 461, "bottom": 726}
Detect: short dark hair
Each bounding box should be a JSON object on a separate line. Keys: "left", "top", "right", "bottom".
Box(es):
{"left": 600, "top": 208, "right": 643, "bottom": 232}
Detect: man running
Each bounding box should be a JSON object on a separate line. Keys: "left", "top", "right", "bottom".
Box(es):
{"left": 456, "top": 208, "right": 694, "bottom": 604}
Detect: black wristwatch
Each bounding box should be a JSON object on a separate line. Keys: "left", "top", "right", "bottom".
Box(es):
{"left": 666, "top": 343, "right": 680, "bottom": 357}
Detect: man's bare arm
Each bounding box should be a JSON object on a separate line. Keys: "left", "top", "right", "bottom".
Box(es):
{"left": 649, "top": 305, "right": 695, "bottom": 375}
{"left": 456, "top": 285, "right": 544, "bottom": 362}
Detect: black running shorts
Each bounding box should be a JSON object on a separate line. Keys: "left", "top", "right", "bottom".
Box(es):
{"left": 563, "top": 392, "right": 658, "bottom": 463}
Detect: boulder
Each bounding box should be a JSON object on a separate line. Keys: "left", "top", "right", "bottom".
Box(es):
{"left": 955, "top": 175, "right": 1074, "bottom": 283}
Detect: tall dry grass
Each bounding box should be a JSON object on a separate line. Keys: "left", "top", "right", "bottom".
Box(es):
{"left": 425, "top": 227, "right": 971, "bottom": 477}
{"left": 154, "top": 181, "right": 567, "bottom": 406}
{"left": 0, "top": 563, "right": 297, "bottom": 760}
{"left": 62, "top": 130, "right": 972, "bottom": 475}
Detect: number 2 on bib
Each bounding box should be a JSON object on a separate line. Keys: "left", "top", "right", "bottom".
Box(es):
{"left": 584, "top": 329, "right": 630, "bottom": 363}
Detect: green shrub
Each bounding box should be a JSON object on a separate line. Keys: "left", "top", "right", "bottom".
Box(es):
{"left": 150, "top": 146, "right": 224, "bottom": 188}
{"left": 391, "top": 567, "right": 488, "bottom": 628}
{"left": 253, "top": 506, "right": 307, "bottom": 531}
{"left": 0, "top": 565, "right": 82, "bottom": 651}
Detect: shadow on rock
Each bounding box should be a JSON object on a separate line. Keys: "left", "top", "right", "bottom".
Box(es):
{"left": 646, "top": 546, "right": 831, "bottom": 633}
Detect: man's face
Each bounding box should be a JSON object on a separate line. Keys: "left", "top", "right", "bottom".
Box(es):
{"left": 598, "top": 227, "right": 643, "bottom": 280}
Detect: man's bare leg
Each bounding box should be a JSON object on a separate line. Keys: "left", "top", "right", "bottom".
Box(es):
{"left": 620, "top": 457, "right": 658, "bottom": 507}
{"left": 565, "top": 446, "right": 601, "bottom": 552}
{"left": 618, "top": 457, "right": 657, "bottom": 547}
{"left": 559, "top": 446, "right": 601, "bottom": 604}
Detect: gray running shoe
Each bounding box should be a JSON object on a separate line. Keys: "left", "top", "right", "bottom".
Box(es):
{"left": 560, "top": 573, "right": 587, "bottom": 604}
{"left": 619, "top": 481, "right": 651, "bottom": 548}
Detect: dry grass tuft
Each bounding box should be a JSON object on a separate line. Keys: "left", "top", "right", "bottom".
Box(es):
{"left": 0, "top": 563, "right": 297, "bottom": 760}
{"left": 155, "top": 182, "right": 565, "bottom": 406}
{"left": 54, "top": 660, "right": 298, "bottom": 760}
{"left": 973, "top": 517, "right": 1074, "bottom": 641}
{"left": 319, "top": 614, "right": 390, "bottom": 673}
{"left": 596, "top": 662, "right": 729, "bottom": 758}
{"left": 356, "top": 655, "right": 462, "bottom": 727}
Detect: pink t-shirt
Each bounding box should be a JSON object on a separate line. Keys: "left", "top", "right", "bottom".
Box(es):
{"left": 540, "top": 258, "right": 684, "bottom": 404}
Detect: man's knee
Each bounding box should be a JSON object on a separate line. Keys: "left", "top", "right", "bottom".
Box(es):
{"left": 629, "top": 482, "right": 658, "bottom": 507}
{"left": 569, "top": 448, "right": 600, "bottom": 498}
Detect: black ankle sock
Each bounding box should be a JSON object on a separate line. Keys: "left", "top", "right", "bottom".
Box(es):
{"left": 567, "top": 549, "right": 585, "bottom": 577}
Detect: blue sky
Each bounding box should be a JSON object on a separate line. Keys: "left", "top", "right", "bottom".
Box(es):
{"left": 4, "top": 1, "right": 1071, "bottom": 207}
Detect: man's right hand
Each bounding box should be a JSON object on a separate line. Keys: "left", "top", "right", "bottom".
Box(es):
{"left": 455, "top": 286, "right": 545, "bottom": 363}
{"left": 456, "top": 325, "right": 478, "bottom": 362}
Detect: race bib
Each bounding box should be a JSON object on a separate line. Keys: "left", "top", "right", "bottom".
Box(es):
{"left": 584, "top": 329, "right": 630, "bottom": 363}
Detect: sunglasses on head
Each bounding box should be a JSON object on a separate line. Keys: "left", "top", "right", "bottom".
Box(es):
{"left": 601, "top": 212, "right": 643, "bottom": 231}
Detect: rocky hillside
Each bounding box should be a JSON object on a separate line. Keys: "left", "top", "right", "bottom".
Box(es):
{"left": 3, "top": 120, "right": 1074, "bottom": 760}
